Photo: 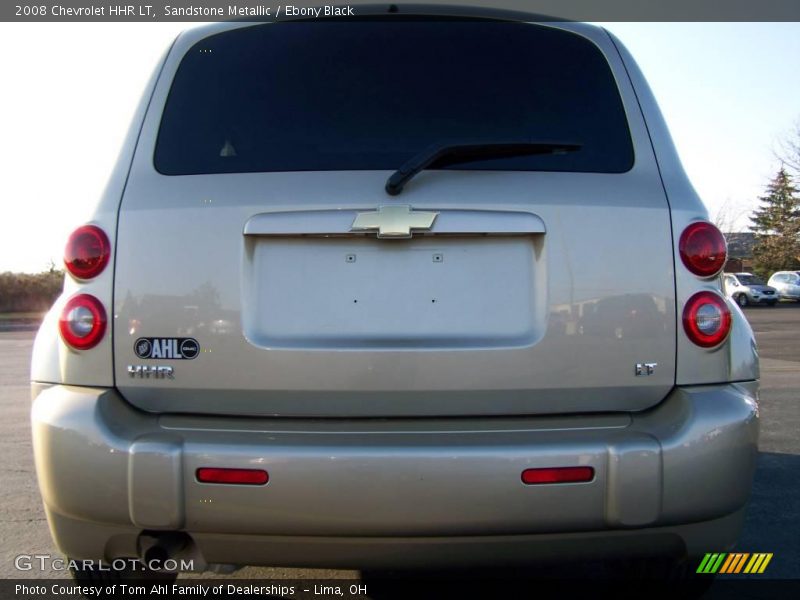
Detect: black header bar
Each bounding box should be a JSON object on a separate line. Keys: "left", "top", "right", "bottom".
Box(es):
{"left": 4, "top": 0, "right": 800, "bottom": 23}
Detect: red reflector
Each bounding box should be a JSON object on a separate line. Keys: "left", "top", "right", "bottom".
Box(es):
{"left": 196, "top": 468, "right": 269, "bottom": 486}
{"left": 521, "top": 466, "right": 594, "bottom": 485}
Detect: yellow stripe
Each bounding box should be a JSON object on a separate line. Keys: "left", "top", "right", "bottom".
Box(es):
{"left": 758, "top": 554, "right": 773, "bottom": 574}
{"left": 733, "top": 553, "right": 750, "bottom": 574}
{"left": 748, "top": 554, "right": 766, "bottom": 574}
{"left": 743, "top": 554, "right": 759, "bottom": 573}
{"left": 720, "top": 554, "right": 736, "bottom": 574}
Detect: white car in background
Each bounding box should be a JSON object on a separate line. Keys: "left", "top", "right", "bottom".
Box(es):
{"left": 767, "top": 271, "right": 800, "bottom": 301}
{"left": 722, "top": 273, "right": 778, "bottom": 307}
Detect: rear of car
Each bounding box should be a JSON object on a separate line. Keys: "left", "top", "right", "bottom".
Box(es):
{"left": 723, "top": 272, "right": 778, "bottom": 306}
{"left": 768, "top": 271, "right": 800, "bottom": 300}
{"left": 31, "top": 13, "right": 758, "bottom": 578}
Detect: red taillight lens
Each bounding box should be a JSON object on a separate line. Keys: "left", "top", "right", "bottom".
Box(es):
{"left": 64, "top": 225, "right": 110, "bottom": 279}
{"left": 521, "top": 466, "right": 595, "bottom": 485}
{"left": 58, "top": 294, "right": 107, "bottom": 350}
{"left": 679, "top": 222, "right": 727, "bottom": 278}
{"left": 683, "top": 291, "right": 732, "bottom": 348}
{"left": 196, "top": 468, "right": 269, "bottom": 486}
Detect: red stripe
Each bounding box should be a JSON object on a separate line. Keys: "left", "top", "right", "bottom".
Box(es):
{"left": 521, "top": 466, "right": 594, "bottom": 485}
{"left": 196, "top": 468, "right": 269, "bottom": 485}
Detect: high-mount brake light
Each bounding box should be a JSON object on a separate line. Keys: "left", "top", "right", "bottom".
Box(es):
{"left": 58, "top": 294, "right": 107, "bottom": 350}
{"left": 64, "top": 225, "right": 110, "bottom": 280}
{"left": 679, "top": 222, "right": 727, "bottom": 278}
{"left": 683, "top": 291, "right": 732, "bottom": 348}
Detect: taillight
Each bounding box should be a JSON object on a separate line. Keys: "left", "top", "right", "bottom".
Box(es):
{"left": 64, "top": 225, "right": 110, "bottom": 279}
{"left": 679, "top": 222, "right": 727, "bottom": 278}
{"left": 683, "top": 291, "right": 731, "bottom": 348}
{"left": 59, "top": 294, "right": 107, "bottom": 350}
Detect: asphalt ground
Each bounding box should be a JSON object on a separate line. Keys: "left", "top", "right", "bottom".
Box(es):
{"left": 0, "top": 304, "right": 797, "bottom": 594}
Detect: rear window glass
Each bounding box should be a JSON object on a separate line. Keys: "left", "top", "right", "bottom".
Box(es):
{"left": 155, "top": 21, "right": 634, "bottom": 175}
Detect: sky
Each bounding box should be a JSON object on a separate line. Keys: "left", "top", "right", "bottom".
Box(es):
{"left": 1, "top": 21, "right": 799, "bottom": 273}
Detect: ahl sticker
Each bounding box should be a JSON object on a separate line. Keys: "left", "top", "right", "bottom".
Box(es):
{"left": 134, "top": 337, "right": 199, "bottom": 360}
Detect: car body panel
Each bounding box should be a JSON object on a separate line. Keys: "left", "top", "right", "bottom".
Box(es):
{"left": 604, "top": 31, "right": 761, "bottom": 386}
{"left": 30, "top": 42, "right": 175, "bottom": 388}
{"left": 32, "top": 381, "right": 757, "bottom": 560}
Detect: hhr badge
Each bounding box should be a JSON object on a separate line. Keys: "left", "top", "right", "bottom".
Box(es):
{"left": 127, "top": 365, "right": 174, "bottom": 379}
{"left": 351, "top": 205, "right": 438, "bottom": 238}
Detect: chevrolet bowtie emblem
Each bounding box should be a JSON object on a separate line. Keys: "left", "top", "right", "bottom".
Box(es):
{"left": 351, "top": 205, "right": 438, "bottom": 238}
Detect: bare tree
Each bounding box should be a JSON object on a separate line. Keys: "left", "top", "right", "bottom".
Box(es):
{"left": 713, "top": 198, "right": 750, "bottom": 233}
{"left": 775, "top": 119, "right": 800, "bottom": 177}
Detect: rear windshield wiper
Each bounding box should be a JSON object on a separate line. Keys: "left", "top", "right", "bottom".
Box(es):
{"left": 385, "top": 140, "right": 582, "bottom": 196}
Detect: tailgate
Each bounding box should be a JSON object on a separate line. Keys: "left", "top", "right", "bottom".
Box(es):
{"left": 114, "top": 171, "right": 675, "bottom": 417}
{"left": 112, "top": 19, "right": 676, "bottom": 416}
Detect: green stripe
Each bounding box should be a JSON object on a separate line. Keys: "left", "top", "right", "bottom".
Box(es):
{"left": 696, "top": 554, "right": 714, "bottom": 574}
{"left": 700, "top": 553, "right": 720, "bottom": 574}
{"left": 710, "top": 553, "right": 727, "bottom": 573}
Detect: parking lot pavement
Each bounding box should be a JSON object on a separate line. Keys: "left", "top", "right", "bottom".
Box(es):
{"left": 733, "top": 303, "right": 800, "bottom": 581}
{"left": 0, "top": 331, "right": 56, "bottom": 580}
{"left": 1, "top": 304, "right": 798, "bottom": 584}
{"left": 744, "top": 301, "right": 800, "bottom": 362}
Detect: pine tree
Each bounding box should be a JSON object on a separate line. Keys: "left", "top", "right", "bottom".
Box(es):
{"left": 750, "top": 167, "right": 800, "bottom": 278}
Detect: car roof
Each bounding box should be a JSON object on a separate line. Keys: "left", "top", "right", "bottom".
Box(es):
{"left": 174, "top": 5, "right": 601, "bottom": 48}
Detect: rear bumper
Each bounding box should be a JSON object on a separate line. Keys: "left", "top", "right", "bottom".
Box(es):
{"left": 31, "top": 382, "right": 758, "bottom": 567}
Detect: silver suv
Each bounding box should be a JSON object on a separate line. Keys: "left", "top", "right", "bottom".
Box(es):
{"left": 722, "top": 272, "right": 778, "bottom": 307}
{"left": 767, "top": 271, "right": 800, "bottom": 301}
{"left": 31, "top": 12, "right": 759, "bottom": 584}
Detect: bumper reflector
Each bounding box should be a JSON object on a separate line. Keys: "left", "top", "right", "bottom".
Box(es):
{"left": 196, "top": 468, "right": 269, "bottom": 485}
{"left": 521, "top": 466, "right": 594, "bottom": 485}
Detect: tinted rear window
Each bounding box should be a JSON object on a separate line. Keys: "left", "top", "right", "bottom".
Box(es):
{"left": 155, "top": 21, "right": 634, "bottom": 175}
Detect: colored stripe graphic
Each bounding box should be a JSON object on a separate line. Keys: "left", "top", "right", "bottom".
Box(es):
{"left": 719, "top": 554, "right": 736, "bottom": 574}
{"left": 744, "top": 554, "right": 759, "bottom": 573}
{"left": 711, "top": 553, "right": 726, "bottom": 573}
{"left": 758, "top": 554, "right": 773, "bottom": 573}
{"left": 697, "top": 554, "right": 713, "bottom": 573}
{"left": 697, "top": 553, "right": 727, "bottom": 574}
{"left": 719, "top": 553, "right": 749, "bottom": 573}
{"left": 733, "top": 553, "right": 750, "bottom": 573}
{"left": 701, "top": 552, "right": 773, "bottom": 575}
{"left": 744, "top": 553, "right": 774, "bottom": 574}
